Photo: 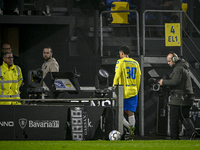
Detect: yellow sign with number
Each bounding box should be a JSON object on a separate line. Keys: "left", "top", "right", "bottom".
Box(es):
{"left": 165, "top": 23, "right": 181, "bottom": 46}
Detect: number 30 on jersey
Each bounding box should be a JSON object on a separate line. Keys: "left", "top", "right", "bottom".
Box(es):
{"left": 126, "top": 67, "right": 136, "bottom": 79}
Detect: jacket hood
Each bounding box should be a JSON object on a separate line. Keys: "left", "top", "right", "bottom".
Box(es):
{"left": 174, "top": 58, "right": 189, "bottom": 70}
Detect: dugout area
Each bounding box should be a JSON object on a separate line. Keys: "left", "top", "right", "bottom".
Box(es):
{"left": 0, "top": 85, "right": 124, "bottom": 141}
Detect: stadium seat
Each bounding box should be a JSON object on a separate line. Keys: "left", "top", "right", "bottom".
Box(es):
{"left": 111, "top": 1, "right": 129, "bottom": 24}
{"left": 182, "top": 0, "right": 188, "bottom": 12}
{"left": 105, "top": 0, "right": 137, "bottom": 24}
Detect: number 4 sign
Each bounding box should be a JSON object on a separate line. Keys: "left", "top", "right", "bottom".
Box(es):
{"left": 165, "top": 23, "right": 181, "bottom": 46}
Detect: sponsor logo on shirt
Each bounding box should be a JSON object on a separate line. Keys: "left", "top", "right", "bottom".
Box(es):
{"left": 126, "top": 84, "right": 136, "bottom": 87}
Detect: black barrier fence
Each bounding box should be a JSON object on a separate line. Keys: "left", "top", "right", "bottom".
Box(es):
{"left": 0, "top": 85, "right": 124, "bottom": 140}
{"left": 0, "top": 105, "right": 118, "bottom": 140}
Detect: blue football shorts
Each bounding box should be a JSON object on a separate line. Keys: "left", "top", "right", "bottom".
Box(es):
{"left": 124, "top": 95, "right": 138, "bottom": 112}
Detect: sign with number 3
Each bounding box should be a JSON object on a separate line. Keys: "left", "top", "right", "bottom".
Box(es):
{"left": 165, "top": 23, "right": 181, "bottom": 46}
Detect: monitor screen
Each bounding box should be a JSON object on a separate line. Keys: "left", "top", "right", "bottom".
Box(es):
{"left": 54, "top": 79, "right": 76, "bottom": 91}
{"left": 43, "top": 72, "right": 80, "bottom": 94}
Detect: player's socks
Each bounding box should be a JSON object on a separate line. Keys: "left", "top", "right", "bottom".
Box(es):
{"left": 128, "top": 115, "right": 135, "bottom": 127}
{"left": 123, "top": 117, "right": 130, "bottom": 129}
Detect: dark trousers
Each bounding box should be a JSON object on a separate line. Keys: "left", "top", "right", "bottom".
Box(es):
{"left": 170, "top": 105, "right": 196, "bottom": 140}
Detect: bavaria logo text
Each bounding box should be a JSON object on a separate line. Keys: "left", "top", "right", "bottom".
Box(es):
{"left": 29, "top": 120, "right": 59, "bottom": 128}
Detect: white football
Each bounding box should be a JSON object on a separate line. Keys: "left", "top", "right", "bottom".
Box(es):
{"left": 109, "top": 130, "right": 121, "bottom": 141}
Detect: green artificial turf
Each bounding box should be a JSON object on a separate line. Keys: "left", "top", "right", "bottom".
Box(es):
{"left": 0, "top": 140, "right": 200, "bottom": 150}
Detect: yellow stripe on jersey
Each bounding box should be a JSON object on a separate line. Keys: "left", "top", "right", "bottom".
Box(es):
{"left": 113, "top": 57, "right": 141, "bottom": 99}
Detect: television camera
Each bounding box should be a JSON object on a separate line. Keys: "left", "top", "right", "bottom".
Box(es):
{"left": 148, "top": 76, "right": 170, "bottom": 117}
{"left": 27, "top": 68, "right": 44, "bottom": 99}
{"left": 148, "top": 78, "right": 160, "bottom": 92}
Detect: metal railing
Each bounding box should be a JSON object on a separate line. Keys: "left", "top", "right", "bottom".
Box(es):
{"left": 100, "top": 10, "right": 140, "bottom": 57}
{"left": 143, "top": 10, "right": 200, "bottom": 88}
{"left": 143, "top": 10, "right": 200, "bottom": 57}
{"left": 143, "top": 10, "right": 185, "bottom": 56}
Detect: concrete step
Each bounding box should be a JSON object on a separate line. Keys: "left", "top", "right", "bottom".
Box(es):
{"left": 88, "top": 32, "right": 110, "bottom": 37}
{"left": 103, "top": 37, "right": 137, "bottom": 46}
{"left": 90, "top": 27, "right": 113, "bottom": 32}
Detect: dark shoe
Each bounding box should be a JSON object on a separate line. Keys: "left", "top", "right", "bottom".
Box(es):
{"left": 124, "top": 133, "right": 130, "bottom": 140}
{"left": 190, "top": 132, "right": 197, "bottom": 140}
{"left": 122, "top": 126, "right": 129, "bottom": 140}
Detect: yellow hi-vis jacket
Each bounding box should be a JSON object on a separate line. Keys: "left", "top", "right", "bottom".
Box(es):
{"left": 0, "top": 62, "right": 23, "bottom": 105}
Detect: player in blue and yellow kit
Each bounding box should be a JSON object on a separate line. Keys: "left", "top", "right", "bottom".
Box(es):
{"left": 113, "top": 45, "right": 141, "bottom": 140}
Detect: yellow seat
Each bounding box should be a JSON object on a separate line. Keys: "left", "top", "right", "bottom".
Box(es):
{"left": 182, "top": 3, "right": 188, "bottom": 12}
{"left": 111, "top": 2, "right": 129, "bottom": 24}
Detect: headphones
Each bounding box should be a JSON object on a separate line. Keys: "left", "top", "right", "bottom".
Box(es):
{"left": 170, "top": 52, "right": 179, "bottom": 63}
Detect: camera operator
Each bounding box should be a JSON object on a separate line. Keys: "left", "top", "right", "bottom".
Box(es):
{"left": 158, "top": 52, "right": 197, "bottom": 140}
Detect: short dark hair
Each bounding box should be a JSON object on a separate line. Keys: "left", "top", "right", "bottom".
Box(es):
{"left": 43, "top": 45, "right": 52, "bottom": 53}
{"left": 3, "top": 51, "right": 13, "bottom": 58}
{"left": 119, "top": 45, "right": 131, "bottom": 55}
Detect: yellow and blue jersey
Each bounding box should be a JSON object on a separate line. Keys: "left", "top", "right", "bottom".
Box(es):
{"left": 113, "top": 57, "right": 141, "bottom": 99}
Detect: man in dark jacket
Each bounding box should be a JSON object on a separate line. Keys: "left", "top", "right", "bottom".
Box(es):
{"left": 158, "top": 53, "right": 197, "bottom": 140}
